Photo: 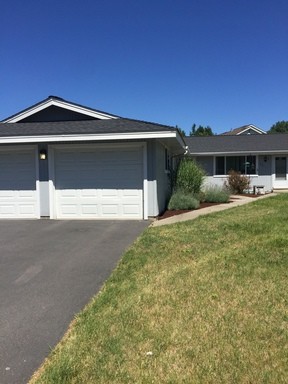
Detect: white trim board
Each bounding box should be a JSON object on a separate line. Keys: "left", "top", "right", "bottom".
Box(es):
{"left": 0, "top": 131, "right": 181, "bottom": 144}
{"left": 3, "top": 98, "right": 119, "bottom": 123}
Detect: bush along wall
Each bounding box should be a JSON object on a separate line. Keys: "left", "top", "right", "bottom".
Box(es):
{"left": 168, "top": 158, "right": 205, "bottom": 210}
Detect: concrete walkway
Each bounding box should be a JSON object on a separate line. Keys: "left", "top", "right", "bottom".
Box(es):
{"left": 151, "top": 193, "right": 276, "bottom": 227}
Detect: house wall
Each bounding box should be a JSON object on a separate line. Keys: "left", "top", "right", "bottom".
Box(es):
{"left": 147, "top": 140, "right": 171, "bottom": 217}
{"left": 195, "top": 155, "right": 273, "bottom": 193}
{"left": 38, "top": 144, "right": 50, "bottom": 216}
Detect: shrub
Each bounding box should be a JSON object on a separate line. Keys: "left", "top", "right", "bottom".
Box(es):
{"left": 174, "top": 158, "right": 205, "bottom": 194}
{"left": 203, "top": 185, "right": 230, "bottom": 203}
{"left": 168, "top": 190, "right": 200, "bottom": 210}
{"left": 225, "top": 170, "right": 250, "bottom": 194}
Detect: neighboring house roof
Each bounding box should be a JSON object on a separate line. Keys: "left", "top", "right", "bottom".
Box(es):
{"left": 221, "top": 124, "right": 266, "bottom": 135}
{"left": 1, "top": 95, "right": 120, "bottom": 123}
{"left": 185, "top": 134, "right": 288, "bottom": 155}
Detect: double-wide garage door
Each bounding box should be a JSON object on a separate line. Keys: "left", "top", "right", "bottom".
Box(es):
{"left": 53, "top": 145, "right": 144, "bottom": 219}
{"left": 0, "top": 149, "right": 38, "bottom": 218}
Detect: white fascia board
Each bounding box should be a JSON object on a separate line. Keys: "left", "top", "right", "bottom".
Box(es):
{"left": 0, "top": 131, "right": 179, "bottom": 144}
{"left": 237, "top": 125, "right": 266, "bottom": 135}
{"left": 175, "top": 130, "right": 187, "bottom": 149}
{"left": 190, "top": 150, "right": 288, "bottom": 156}
{"left": 4, "top": 99, "right": 118, "bottom": 122}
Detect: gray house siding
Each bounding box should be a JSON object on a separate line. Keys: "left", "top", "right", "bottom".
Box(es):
{"left": 195, "top": 155, "right": 273, "bottom": 193}
{"left": 195, "top": 156, "right": 213, "bottom": 175}
{"left": 147, "top": 140, "right": 171, "bottom": 217}
{"left": 155, "top": 141, "right": 171, "bottom": 215}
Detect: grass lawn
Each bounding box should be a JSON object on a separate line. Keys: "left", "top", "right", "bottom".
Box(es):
{"left": 30, "top": 194, "right": 288, "bottom": 383}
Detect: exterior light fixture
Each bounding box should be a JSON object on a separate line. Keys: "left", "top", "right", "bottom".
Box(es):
{"left": 264, "top": 156, "right": 267, "bottom": 162}
{"left": 39, "top": 149, "right": 47, "bottom": 160}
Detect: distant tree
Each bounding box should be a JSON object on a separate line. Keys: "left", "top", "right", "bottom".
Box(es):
{"left": 268, "top": 121, "right": 288, "bottom": 134}
{"left": 175, "top": 125, "right": 186, "bottom": 137}
{"left": 189, "top": 123, "right": 214, "bottom": 136}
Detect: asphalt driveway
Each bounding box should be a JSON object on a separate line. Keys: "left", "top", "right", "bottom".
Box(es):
{"left": 0, "top": 219, "right": 148, "bottom": 384}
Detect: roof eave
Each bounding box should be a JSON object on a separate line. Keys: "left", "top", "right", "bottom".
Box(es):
{"left": 0, "top": 130, "right": 182, "bottom": 144}
{"left": 189, "top": 150, "right": 288, "bottom": 156}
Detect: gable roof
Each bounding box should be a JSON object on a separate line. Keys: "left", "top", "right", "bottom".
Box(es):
{"left": 185, "top": 134, "right": 288, "bottom": 155}
{"left": 221, "top": 124, "right": 266, "bottom": 135}
{"left": 1, "top": 96, "right": 120, "bottom": 123}
{"left": 0, "top": 118, "right": 176, "bottom": 136}
{"left": 0, "top": 118, "right": 186, "bottom": 152}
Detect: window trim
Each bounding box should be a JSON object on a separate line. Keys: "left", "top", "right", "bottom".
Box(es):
{"left": 165, "top": 148, "right": 171, "bottom": 173}
{"left": 213, "top": 155, "right": 258, "bottom": 176}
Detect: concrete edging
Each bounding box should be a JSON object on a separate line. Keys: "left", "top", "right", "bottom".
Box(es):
{"left": 151, "top": 193, "right": 277, "bottom": 227}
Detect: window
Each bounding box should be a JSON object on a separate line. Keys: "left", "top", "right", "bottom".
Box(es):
{"left": 165, "top": 148, "right": 171, "bottom": 172}
{"left": 215, "top": 156, "right": 256, "bottom": 175}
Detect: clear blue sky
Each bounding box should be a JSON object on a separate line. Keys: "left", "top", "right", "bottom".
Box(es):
{"left": 1, "top": 0, "right": 287, "bottom": 134}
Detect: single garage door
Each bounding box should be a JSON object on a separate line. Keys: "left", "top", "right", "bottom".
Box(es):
{"left": 0, "top": 148, "right": 38, "bottom": 218}
{"left": 54, "top": 145, "right": 143, "bottom": 219}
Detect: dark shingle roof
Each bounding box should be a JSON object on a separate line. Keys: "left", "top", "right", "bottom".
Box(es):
{"left": 185, "top": 134, "right": 288, "bottom": 154}
{"left": 0, "top": 118, "right": 176, "bottom": 137}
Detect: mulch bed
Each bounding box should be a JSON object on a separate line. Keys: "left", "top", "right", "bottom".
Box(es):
{"left": 157, "top": 194, "right": 261, "bottom": 220}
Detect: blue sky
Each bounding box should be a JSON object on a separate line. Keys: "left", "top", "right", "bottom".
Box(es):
{"left": 1, "top": 0, "right": 287, "bottom": 134}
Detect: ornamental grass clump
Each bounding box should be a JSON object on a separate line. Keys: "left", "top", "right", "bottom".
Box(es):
{"left": 203, "top": 185, "right": 231, "bottom": 203}
{"left": 174, "top": 158, "right": 205, "bottom": 195}
{"left": 168, "top": 190, "right": 200, "bottom": 210}
{"left": 168, "top": 158, "right": 204, "bottom": 210}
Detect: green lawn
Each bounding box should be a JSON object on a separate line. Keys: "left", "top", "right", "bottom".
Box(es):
{"left": 31, "top": 194, "right": 288, "bottom": 384}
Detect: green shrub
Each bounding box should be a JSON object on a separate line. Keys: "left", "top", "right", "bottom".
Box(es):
{"left": 174, "top": 158, "right": 205, "bottom": 194}
{"left": 168, "top": 190, "right": 200, "bottom": 210}
{"left": 225, "top": 170, "right": 250, "bottom": 194}
{"left": 203, "top": 185, "right": 231, "bottom": 203}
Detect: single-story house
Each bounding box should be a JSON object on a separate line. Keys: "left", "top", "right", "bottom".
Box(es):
{"left": 185, "top": 134, "right": 288, "bottom": 193}
{"left": 1, "top": 96, "right": 287, "bottom": 220}
{"left": 0, "top": 96, "right": 186, "bottom": 220}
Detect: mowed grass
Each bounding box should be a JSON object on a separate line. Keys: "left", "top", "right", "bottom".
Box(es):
{"left": 30, "top": 194, "right": 288, "bottom": 384}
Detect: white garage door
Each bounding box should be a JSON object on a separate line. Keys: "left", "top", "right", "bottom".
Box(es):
{"left": 54, "top": 145, "right": 143, "bottom": 219}
{"left": 0, "top": 148, "right": 38, "bottom": 218}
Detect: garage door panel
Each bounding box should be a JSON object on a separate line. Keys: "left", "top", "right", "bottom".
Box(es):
{"left": 81, "top": 189, "right": 98, "bottom": 197}
{"left": 19, "top": 204, "right": 36, "bottom": 215}
{"left": 123, "top": 204, "right": 141, "bottom": 215}
{"left": 0, "top": 149, "right": 38, "bottom": 218}
{"left": 0, "top": 205, "right": 16, "bottom": 215}
{"left": 81, "top": 205, "right": 98, "bottom": 215}
{"left": 0, "top": 191, "right": 14, "bottom": 199}
{"left": 54, "top": 146, "right": 143, "bottom": 219}
{"left": 60, "top": 204, "right": 78, "bottom": 216}
{"left": 19, "top": 191, "right": 35, "bottom": 198}
{"left": 101, "top": 189, "right": 118, "bottom": 198}
{"left": 100, "top": 204, "right": 119, "bottom": 216}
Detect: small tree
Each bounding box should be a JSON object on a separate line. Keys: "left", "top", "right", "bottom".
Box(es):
{"left": 225, "top": 170, "right": 250, "bottom": 194}
{"left": 189, "top": 123, "right": 214, "bottom": 136}
{"left": 174, "top": 158, "right": 205, "bottom": 194}
{"left": 268, "top": 121, "right": 288, "bottom": 134}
